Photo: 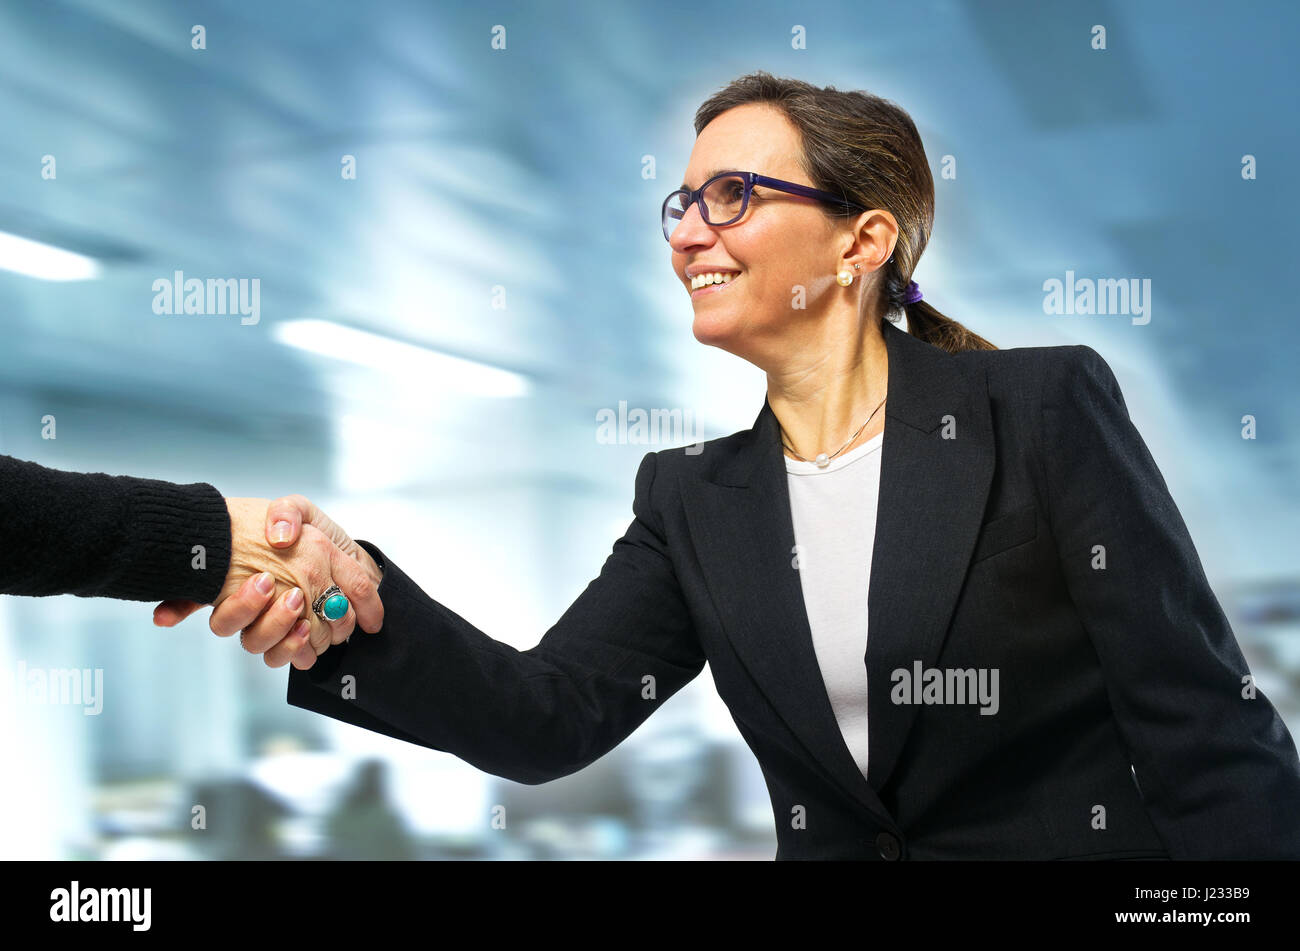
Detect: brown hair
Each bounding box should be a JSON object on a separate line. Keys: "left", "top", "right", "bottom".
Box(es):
{"left": 693, "top": 71, "right": 996, "bottom": 352}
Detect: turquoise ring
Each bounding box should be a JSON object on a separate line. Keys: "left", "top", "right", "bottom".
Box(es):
{"left": 311, "top": 585, "right": 350, "bottom": 623}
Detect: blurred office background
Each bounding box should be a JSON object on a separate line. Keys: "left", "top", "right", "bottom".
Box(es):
{"left": 0, "top": 0, "right": 1296, "bottom": 859}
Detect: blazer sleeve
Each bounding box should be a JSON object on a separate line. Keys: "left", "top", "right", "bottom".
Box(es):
{"left": 1039, "top": 346, "right": 1300, "bottom": 858}
{"left": 286, "top": 450, "right": 706, "bottom": 785}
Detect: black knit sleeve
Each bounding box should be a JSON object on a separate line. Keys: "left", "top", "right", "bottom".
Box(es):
{"left": 0, "top": 454, "right": 232, "bottom": 603}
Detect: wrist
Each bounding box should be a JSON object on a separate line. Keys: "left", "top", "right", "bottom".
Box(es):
{"left": 222, "top": 496, "right": 274, "bottom": 586}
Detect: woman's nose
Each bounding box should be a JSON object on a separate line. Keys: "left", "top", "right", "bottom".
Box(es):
{"left": 669, "top": 200, "right": 714, "bottom": 251}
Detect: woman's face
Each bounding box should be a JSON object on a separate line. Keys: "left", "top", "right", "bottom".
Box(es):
{"left": 669, "top": 102, "right": 853, "bottom": 367}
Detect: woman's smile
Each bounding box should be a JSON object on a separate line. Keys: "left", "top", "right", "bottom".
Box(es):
{"left": 690, "top": 272, "right": 741, "bottom": 299}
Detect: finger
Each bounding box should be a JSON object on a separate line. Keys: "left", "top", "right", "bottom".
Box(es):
{"left": 293, "top": 527, "right": 358, "bottom": 654}
{"left": 331, "top": 543, "right": 384, "bottom": 634}
{"left": 264, "top": 618, "right": 312, "bottom": 668}
{"left": 306, "top": 598, "right": 337, "bottom": 657}
{"left": 266, "top": 495, "right": 309, "bottom": 548}
{"left": 209, "top": 572, "right": 278, "bottom": 638}
{"left": 153, "top": 599, "right": 205, "bottom": 627}
{"left": 316, "top": 552, "right": 365, "bottom": 644}
{"left": 290, "top": 640, "right": 317, "bottom": 670}
{"left": 328, "top": 601, "right": 357, "bottom": 647}
{"left": 241, "top": 585, "right": 307, "bottom": 655}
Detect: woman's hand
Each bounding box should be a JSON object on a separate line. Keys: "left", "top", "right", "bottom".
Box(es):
{"left": 153, "top": 497, "right": 383, "bottom": 670}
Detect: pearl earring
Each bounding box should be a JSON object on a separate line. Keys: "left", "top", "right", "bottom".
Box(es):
{"left": 836, "top": 263, "right": 862, "bottom": 287}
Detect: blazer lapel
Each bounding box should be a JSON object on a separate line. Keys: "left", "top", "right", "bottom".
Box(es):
{"left": 864, "top": 322, "right": 994, "bottom": 792}
{"left": 682, "top": 319, "right": 993, "bottom": 824}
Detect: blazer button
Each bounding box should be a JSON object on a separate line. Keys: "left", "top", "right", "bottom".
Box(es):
{"left": 875, "top": 831, "right": 901, "bottom": 861}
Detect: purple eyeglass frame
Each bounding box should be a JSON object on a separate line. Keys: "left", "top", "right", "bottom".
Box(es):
{"left": 662, "top": 170, "right": 864, "bottom": 242}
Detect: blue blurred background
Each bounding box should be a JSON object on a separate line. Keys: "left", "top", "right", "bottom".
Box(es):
{"left": 0, "top": 0, "right": 1296, "bottom": 859}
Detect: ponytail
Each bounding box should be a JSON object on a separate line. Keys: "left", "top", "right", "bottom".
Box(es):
{"left": 895, "top": 298, "right": 997, "bottom": 353}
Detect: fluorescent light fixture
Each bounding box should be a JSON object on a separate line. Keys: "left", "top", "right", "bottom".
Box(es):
{"left": 0, "top": 230, "right": 101, "bottom": 281}
{"left": 272, "top": 319, "right": 530, "bottom": 398}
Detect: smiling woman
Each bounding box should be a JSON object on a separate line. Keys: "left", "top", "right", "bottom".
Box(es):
{"left": 280, "top": 70, "right": 1300, "bottom": 860}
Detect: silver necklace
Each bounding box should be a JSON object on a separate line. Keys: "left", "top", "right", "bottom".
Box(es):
{"left": 780, "top": 393, "right": 887, "bottom": 468}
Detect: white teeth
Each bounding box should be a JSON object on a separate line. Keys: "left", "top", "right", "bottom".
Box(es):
{"left": 691, "top": 271, "right": 739, "bottom": 290}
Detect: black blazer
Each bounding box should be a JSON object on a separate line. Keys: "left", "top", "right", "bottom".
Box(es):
{"left": 288, "top": 317, "right": 1300, "bottom": 860}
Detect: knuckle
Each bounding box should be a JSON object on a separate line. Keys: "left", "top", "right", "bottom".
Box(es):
{"left": 271, "top": 640, "right": 293, "bottom": 667}
{"left": 333, "top": 609, "right": 356, "bottom": 638}
{"left": 278, "top": 590, "right": 304, "bottom": 619}
{"left": 304, "top": 562, "right": 327, "bottom": 591}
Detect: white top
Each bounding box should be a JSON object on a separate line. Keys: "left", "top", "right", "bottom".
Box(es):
{"left": 785, "top": 429, "right": 884, "bottom": 783}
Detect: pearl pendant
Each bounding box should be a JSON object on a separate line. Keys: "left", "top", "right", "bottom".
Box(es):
{"left": 815, "top": 452, "right": 830, "bottom": 468}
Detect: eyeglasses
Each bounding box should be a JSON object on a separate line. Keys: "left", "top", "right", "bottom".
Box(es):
{"left": 662, "top": 170, "right": 864, "bottom": 243}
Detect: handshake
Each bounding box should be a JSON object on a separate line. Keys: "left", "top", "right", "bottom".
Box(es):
{"left": 152, "top": 495, "right": 384, "bottom": 670}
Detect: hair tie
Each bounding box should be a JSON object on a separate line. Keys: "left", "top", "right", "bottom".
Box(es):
{"left": 905, "top": 280, "right": 923, "bottom": 304}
